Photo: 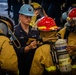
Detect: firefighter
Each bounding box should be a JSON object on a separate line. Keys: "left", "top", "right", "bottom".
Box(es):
{"left": 30, "top": 2, "right": 47, "bottom": 27}
{"left": 0, "top": 16, "right": 19, "bottom": 75}
{"left": 30, "top": 16, "right": 60, "bottom": 75}
{"left": 62, "top": 1, "right": 76, "bottom": 26}
{"left": 58, "top": 8, "right": 76, "bottom": 75}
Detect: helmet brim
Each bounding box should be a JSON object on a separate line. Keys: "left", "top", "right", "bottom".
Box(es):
{"left": 38, "top": 26, "right": 60, "bottom": 31}
{"left": 19, "top": 13, "right": 34, "bottom": 16}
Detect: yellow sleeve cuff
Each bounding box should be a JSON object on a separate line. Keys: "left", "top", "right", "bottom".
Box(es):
{"left": 45, "top": 66, "right": 56, "bottom": 72}
{"left": 72, "top": 65, "right": 76, "bottom": 69}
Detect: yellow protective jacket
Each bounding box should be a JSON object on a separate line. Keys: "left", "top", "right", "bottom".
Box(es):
{"left": 0, "top": 33, "right": 19, "bottom": 75}
{"left": 30, "top": 44, "right": 56, "bottom": 75}
{"left": 58, "top": 27, "right": 76, "bottom": 47}
{"left": 30, "top": 16, "right": 37, "bottom": 27}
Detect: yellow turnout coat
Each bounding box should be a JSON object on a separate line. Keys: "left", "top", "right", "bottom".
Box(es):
{"left": 0, "top": 32, "right": 19, "bottom": 75}
{"left": 30, "top": 44, "right": 56, "bottom": 75}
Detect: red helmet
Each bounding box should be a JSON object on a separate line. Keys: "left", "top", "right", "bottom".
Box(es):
{"left": 37, "top": 16, "right": 59, "bottom": 31}
{"left": 68, "top": 8, "right": 76, "bottom": 19}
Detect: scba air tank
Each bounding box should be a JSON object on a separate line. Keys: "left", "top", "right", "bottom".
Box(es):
{"left": 55, "top": 39, "right": 72, "bottom": 73}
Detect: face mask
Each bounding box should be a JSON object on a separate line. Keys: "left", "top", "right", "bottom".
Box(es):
{"left": 67, "top": 18, "right": 76, "bottom": 32}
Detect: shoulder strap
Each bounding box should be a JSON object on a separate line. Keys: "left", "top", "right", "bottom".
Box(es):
{"left": 0, "top": 40, "right": 6, "bottom": 53}
{"left": 64, "top": 28, "right": 70, "bottom": 43}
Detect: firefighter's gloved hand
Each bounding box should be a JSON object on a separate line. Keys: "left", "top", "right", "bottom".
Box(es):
{"left": 66, "top": 46, "right": 76, "bottom": 55}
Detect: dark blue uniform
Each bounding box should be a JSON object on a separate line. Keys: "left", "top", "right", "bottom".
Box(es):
{"left": 14, "top": 24, "right": 40, "bottom": 75}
